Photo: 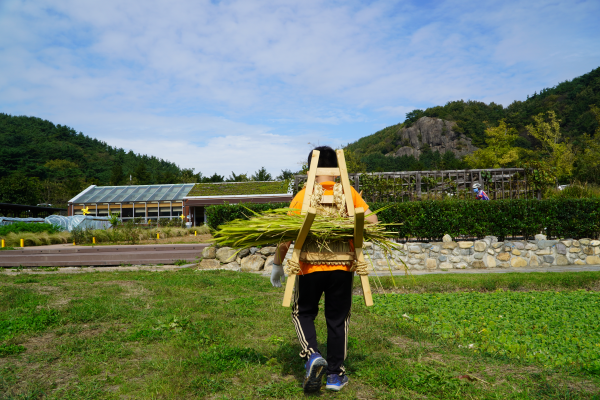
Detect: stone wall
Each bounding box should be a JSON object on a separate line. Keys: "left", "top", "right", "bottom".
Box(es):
{"left": 199, "top": 245, "right": 277, "bottom": 272}
{"left": 362, "top": 234, "right": 600, "bottom": 271}
{"left": 198, "top": 235, "right": 600, "bottom": 273}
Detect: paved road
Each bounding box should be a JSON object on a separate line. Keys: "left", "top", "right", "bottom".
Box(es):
{"left": 0, "top": 243, "right": 209, "bottom": 267}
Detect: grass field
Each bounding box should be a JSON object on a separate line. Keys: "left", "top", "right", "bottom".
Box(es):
{"left": 1, "top": 270, "right": 599, "bottom": 399}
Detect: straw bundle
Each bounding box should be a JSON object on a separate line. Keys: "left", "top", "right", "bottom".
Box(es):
{"left": 212, "top": 207, "right": 403, "bottom": 256}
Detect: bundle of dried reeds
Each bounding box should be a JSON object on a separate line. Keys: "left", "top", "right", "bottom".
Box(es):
{"left": 212, "top": 207, "right": 402, "bottom": 256}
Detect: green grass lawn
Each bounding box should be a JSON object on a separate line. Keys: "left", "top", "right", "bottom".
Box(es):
{"left": 1, "top": 270, "right": 599, "bottom": 399}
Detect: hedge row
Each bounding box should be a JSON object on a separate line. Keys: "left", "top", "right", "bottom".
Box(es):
{"left": 206, "top": 203, "right": 288, "bottom": 232}
{"left": 0, "top": 222, "right": 63, "bottom": 236}
{"left": 206, "top": 199, "right": 600, "bottom": 240}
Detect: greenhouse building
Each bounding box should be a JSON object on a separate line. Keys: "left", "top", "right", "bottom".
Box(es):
{"left": 68, "top": 182, "right": 292, "bottom": 226}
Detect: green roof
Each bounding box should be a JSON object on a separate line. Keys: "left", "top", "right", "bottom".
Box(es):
{"left": 187, "top": 181, "right": 289, "bottom": 197}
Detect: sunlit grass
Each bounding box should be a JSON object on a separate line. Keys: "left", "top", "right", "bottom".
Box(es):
{"left": 0, "top": 270, "right": 599, "bottom": 399}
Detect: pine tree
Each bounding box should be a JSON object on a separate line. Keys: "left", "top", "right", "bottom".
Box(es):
{"left": 133, "top": 162, "right": 151, "bottom": 185}
{"left": 110, "top": 163, "right": 124, "bottom": 185}
{"left": 251, "top": 167, "right": 272, "bottom": 181}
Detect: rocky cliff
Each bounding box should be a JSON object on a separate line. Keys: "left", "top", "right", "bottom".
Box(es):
{"left": 391, "top": 117, "right": 478, "bottom": 158}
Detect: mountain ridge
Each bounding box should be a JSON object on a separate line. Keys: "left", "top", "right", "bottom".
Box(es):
{"left": 347, "top": 66, "right": 600, "bottom": 172}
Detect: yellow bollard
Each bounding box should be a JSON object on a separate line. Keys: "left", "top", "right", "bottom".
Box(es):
{"left": 1, "top": 239, "right": 5, "bottom": 248}
{"left": 195, "top": 231, "right": 197, "bottom": 236}
{"left": 157, "top": 233, "right": 160, "bottom": 239}
{"left": 20, "top": 238, "right": 24, "bottom": 247}
{"left": 73, "top": 241, "right": 76, "bottom": 246}
{"left": 93, "top": 237, "right": 96, "bottom": 244}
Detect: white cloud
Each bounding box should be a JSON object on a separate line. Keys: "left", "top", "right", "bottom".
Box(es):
{"left": 0, "top": 0, "right": 599, "bottom": 175}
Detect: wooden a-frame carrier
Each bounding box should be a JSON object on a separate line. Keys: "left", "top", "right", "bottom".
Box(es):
{"left": 282, "top": 149, "right": 373, "bottom": 307}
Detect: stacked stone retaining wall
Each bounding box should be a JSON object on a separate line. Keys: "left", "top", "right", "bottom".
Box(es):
{"left": 198, "top": 235, "right": 600, "bottom": 273}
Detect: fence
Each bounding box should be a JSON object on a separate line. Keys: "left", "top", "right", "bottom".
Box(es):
{"left": 294, "top": 168, "right": 536, "bottom": 202}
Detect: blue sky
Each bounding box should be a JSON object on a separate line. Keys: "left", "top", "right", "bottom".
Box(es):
{"left": 1, "top": 0, "right": 599, "bottom": 177}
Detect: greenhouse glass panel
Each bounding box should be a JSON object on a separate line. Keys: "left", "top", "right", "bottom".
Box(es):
{"left": 77, "top": 187, "right": 112, "bottom": 203}
{"left": 116, "top": 187, "right": 138, "bottom": 201}
{"left": 72, "top": 184, "right": 195, "bottom": 204}
{"left": 168, "top": 184, "right": 194, "bottom": 201}
{"left": 95, "top": 187, "right": 119, "bottom": 203}
{"left": 147, "top": 185, "right": 173, "bottom": 201}
{"left": 121, "top": 186, "right": 149, "bottom": 202}
{"left": 132, "top": 186, "right": 157, "bottom": 201}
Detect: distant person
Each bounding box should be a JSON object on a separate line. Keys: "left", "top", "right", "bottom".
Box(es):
{"left": 472, "top": 183, "right": 490, "bottom": 200}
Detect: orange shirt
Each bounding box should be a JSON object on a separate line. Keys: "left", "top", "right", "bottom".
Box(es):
{"left": 289, "top": 181, "right": 369, "bottom": 275}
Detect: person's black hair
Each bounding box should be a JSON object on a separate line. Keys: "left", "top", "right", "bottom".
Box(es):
{"left": 307, "top": 146, "right": 337, "bottom": 169}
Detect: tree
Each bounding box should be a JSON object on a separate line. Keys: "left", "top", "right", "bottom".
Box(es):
{"left": 40, "top": 159, "right": 87, "bottom": 206}
{"left": 226, "top": 171, "right": 250, "bottom": 182}
{"left": 157, "top": 170, "right": 178, "bottom": 184}
{"left": 573, "top": 105, "right": 600, "bottom": 184}
{"left": 0, "top": 172, "right": 42, "bottom": 205}
{"left": 405, "top": 109, "right": 426, "bottom": 125}
{"left": 251, "top": 167, "right": 272, "bottom": 181}
{"left": 466, "top": 120, "right": 522, "bottom": 169}
{"left": 343, "top": 149, "right": 367, "bottom": 173}
{"left": 440, "top": 151, "right": 464, "bottom": 170}
{"left": 133, "top": 162, "right": 151, "bottom": 184}
{"left": 179, "top": 168, "right": 197, "bottom": 183}
{"left": 202, "top": 173, "right": 224, "bottom": 183}
{"left": 525, "top": 111, "right": 574, "bottom": 181}
{"left": 110, "top": 163, "right": 124, "bottom": 185}
{"left": 275, "top": 169, "right": 295, "bottom": 181}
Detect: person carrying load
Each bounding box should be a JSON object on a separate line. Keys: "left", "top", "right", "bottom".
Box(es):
{"left": 270, "top": 146, "right": 377, "bottom": 393}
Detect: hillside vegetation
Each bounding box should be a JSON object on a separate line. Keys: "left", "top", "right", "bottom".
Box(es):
{"left": 347, "top": 66, "right": 600, "bottom": 181}
{"left": 0, "top": 114, "right": 187, "bottom": 207}
{"left": 0, "top": 115, "right": 295, "bottom": 208}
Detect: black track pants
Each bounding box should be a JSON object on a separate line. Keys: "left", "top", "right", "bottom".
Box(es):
{"left": 291, "top": 270, "right": 353, "bottom": 376}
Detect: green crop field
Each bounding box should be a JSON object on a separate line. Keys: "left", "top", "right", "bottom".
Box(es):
{"left": 372, "top": 290, "right": 600, "bottom": 372}
{"left": 0, "top": 270, "right": 599, "bottom": 399}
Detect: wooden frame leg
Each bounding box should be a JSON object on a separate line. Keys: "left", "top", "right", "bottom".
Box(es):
{"left": 282, "top": 208, "right": 316, "bottom": 307}
{"left": 354, "top": 207, "right": 373, "bottom": 307}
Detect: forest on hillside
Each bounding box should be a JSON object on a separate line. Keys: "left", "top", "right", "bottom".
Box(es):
{"left": 0, "top": 115, "right": 294, "bottom": 207}
{"left": 346, "top": 66, "right": 600, "bottom": 182}
{"left": 2, "top": 67, "right": 599, "bottom": 207}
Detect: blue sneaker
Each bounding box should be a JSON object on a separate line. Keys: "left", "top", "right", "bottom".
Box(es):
{"left": 326, "top": 374, "right": 349, "bottom": 391}
{"left": 303, "top": 352, "right": 327, "bottom": 392}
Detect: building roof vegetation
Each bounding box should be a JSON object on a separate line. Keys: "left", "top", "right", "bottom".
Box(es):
{"left": 187, "top": 181, "right": 289, "bottom": 197}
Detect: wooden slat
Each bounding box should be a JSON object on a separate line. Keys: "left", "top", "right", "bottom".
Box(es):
{"left": 301, "top": 151, "right": 320, "bottom": 213}
{"left": 299, "top": 252, "right": 355, "bottom": 261}
{"left": 336, "top": 150, "right": 354, "bottom": 217}
{"left": 316, "top": 167, "right": 340, "bottom": 176}
{"left": 354, "top": 207, "right": 364, "bottom": 248}
{"left": 320, "top": 195, "right": 334, "bottom": 204}
{"left": 353, "top": 207, "right": 372, "bottom": 307}
{"left": 282, "top": 208, "right": 316, "bottom": 307}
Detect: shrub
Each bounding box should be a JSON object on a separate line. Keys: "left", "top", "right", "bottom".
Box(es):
{"left": 189, "top": 225, "right": 210, "bottom": 235}
{"left": 544, "top": 183, "right": 600, "bottom": 199}
{"left": 0, "top": 222, "right": 62, "bottom": 236}
{"left": 1, "top": 231, "right": 70, "bottom": 247}
{"left": 206, "top": 203, "right": 288, "bottom": 230}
